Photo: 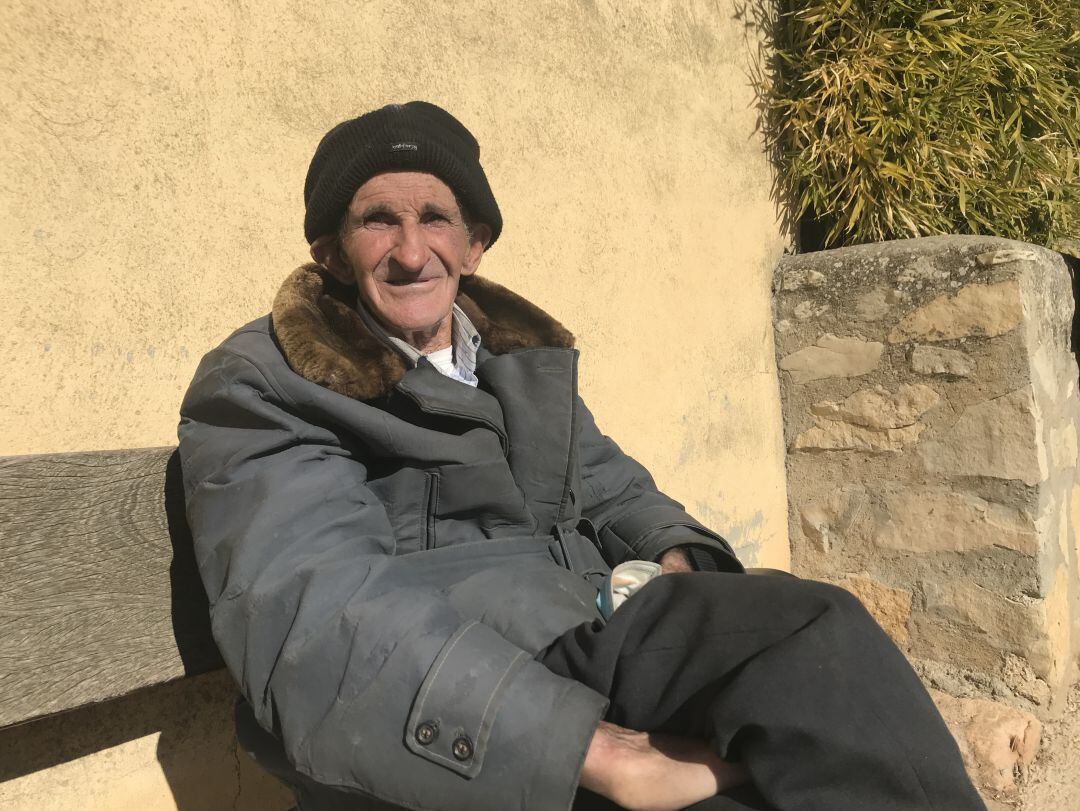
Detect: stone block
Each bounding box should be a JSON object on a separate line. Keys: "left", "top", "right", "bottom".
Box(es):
{"left": 1044, "top": 567, "right": 1073, "bottom": 689}
{"left": 888, "top": 280, "right": 1022, "bottom": 343}
{"left": 798, "top": 488, "right": 867, "bottom": 553}
{"left": 922, "top": 579, "right": 1050, "bottom": 677}
{"left": 1050, "top": 422, "right": 1078, "bottom": 471}
{"left": 1072, "top": 484, "right": 1080, "bottom": 581}
{"left": 854, "top": 286, "right": 895, "bottom": 321}
{"left": 792, "top": 421, "right": 923, "bottom": 453}
{"left": 1056, "top": 495, "right": 1070, "bottom": 560}
{"left": 793, "top": 301, "right": 828, "bottom": 320}
{"left": 778, "top": 334, "right": 884, "bottom": 383}
{"left": 781, "top": 268, "right": 825, "bottom": 291}
{"left": 930, "top": 689, "right": 1041, "bottom": 795}
{"left": 910, "top": 345, "right": 974, "bottom": 377}
{"left": 1031, "top": 343, "right": 1073, "bottom": 404}
{"left": 874, "top": 489, "right": 1038, "bottom": 556}
{"left": 793, "top": 383, "right": 940, "bottom": 453}
{"left": 976, "top": 249, "right": 1039, "bottom": 267}
{"left": 799, "top": 506, "right": 830, "bottom": 552}
{"left": 911, "top": 616, "right": 1010, "bottom": 676}
{"left": 1001, "top": 654, "right": 1052, "bottom": 707}
{"left": 898, "top": 254, "right": 952, "bottom": 284}
{"left": 810, "top": 384, "right": 940, "bottom": 430}
{"left": 838, "top": 574, "right": 912, "bottom": 646}
{"left": 918, "top": 388, "right": 1047, "bottom": 486}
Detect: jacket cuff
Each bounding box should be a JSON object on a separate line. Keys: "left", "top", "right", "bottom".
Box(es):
{"left": 516, "top": 661, "right": 610, "bottom": 810}
{"left": 606, "top": 506, "right": 743, "bottom": 573}
{"left": 682, "top": 544, "right": 723, "bottom": 572}
{"left": 406, "top": 621, "right": 530, "bottom": 777}
{"left": 406, "top": 620, "right": 610, "bottom": 811}
{"left": 662, "top": 541, "right": 746, "bottom": 573}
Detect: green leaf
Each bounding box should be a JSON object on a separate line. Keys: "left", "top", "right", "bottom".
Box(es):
{"left": 919, "top": 9, "right": 955, "bottom": 24}
{"left": 922, "top": 16, "right": 961, "bottom": 27}
{"left": 751, "top": 0, "right": 1079, "bottom": 249}
{"left": 847, "top": 194, "right": 866, "bottom": 230}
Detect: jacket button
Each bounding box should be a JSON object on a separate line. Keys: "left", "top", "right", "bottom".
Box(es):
{"left": 452, "top": 736, "right": 473, "bottom": 761}
{"left": 415, "top": 722, "right": 438, "bottom": 746}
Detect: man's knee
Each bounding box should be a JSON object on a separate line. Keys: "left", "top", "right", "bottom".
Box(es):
{"left": 777, "top": 578, "right": 877, "bottom": 625}
{"left": 783, "top": 579, "right": 910, "bottom": 659}
{"left": 715, "top": 575, "right": 882, "bottom": 643}
{"left": 625, "top": 571, "right": 880, "bottom": 644}
{"left": 798, "top": 578, "right": 865, "bottom": 611}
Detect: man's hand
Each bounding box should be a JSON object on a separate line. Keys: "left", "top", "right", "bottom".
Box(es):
{"left": 658, "top": 548, "right": 694, "bottom": 574}
{"left": 579, "top": 721, "right": 749, "bottom": 811}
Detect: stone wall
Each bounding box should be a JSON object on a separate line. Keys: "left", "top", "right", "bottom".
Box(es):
{"left": 774, "top": 236, "right": 1080, "bottom": 803}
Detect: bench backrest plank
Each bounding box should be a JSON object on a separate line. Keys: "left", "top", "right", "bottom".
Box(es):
{"left": 0, "top": 448, "right": 221, "bottom": 728}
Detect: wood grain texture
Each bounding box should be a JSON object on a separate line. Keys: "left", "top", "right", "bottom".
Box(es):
{"left": 0, "top": 447, "right": 221, "bottom": 728}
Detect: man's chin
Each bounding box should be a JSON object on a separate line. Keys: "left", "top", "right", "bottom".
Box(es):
{"left": 362, "top": 286, "right": 456, "bottom": 338}
{"left": 381, "top": 306, "right": 452, "bottom": 338}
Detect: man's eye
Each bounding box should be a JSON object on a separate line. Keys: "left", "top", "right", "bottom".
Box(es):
{"left": 421, "top": 212, "right": 451, "bottom": 224}
{"left": 363, "top": 214, "right": 395, "bottom": 227}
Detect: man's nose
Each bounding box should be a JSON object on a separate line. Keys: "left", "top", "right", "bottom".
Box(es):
{"left": 390, "top": 221, "right": 428, "bottom": 273}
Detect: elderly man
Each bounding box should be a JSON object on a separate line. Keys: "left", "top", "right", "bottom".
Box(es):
{"left": 178, "top": 102, "right": 983, "bottom": 811}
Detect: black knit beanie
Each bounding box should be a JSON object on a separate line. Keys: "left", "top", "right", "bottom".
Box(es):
{"left": 303, "top": 101, "right": 502, "bottom": 247}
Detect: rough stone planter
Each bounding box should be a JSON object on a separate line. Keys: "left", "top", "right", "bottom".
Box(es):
{"left": 772, "top": 236, "right": 1080, "bottom": 802}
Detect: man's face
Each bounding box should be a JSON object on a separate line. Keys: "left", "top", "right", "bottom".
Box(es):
{"left": 318, "top": 171, "right": 488, "bottom": 344}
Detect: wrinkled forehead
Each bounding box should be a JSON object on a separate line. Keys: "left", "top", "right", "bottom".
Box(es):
{"left": 346, "top": 171, "right": 466, "bottom": 219}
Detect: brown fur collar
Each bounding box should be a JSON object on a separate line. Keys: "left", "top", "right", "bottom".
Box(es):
{"left": 271, "top": 264, "right": 575, "bottom": 400}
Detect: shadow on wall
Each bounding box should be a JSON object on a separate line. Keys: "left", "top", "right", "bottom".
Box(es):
{"left": 0, "top": 669, "right": 289, "bottom": 810}
{"left": 1066, "top": 253, "right": 1080, "bottom": 359}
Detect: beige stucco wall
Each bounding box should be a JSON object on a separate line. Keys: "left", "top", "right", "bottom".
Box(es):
{"left": 1, "top": 0, "right": 787, "bottom": 807}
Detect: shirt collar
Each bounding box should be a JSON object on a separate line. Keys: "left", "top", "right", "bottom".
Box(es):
{"left": 354, "top": 297, "right": 482, "bottom": 381}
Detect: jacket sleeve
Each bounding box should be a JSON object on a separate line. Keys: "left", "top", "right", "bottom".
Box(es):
{"left": 178, "top": 347, "right": 607, "bottom": 811}
{"left": 575, "top": 397, "right": 743, "bottom": 573}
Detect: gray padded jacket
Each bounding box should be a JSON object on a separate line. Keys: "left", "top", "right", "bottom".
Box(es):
{"left": 178, "top": 265, "right": 741, "bottom": 811}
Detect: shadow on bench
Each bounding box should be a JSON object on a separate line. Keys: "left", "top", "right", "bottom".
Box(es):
{"left": 0, "top": 447, "right": 222, "bottom": 781}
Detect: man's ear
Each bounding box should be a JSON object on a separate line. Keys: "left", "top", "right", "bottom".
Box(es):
{"left": 461, "top": 223, "right": 492, "bottom": 277}
{"left": 310, "top": 234, "right": 354, "bottom": 285}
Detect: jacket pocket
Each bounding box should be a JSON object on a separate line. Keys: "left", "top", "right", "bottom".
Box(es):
{"left": 369, "top": 467, "right": 439, "bottom": 555}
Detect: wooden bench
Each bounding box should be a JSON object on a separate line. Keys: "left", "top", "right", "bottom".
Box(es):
{"left": 1, "top": 449, "right": 799, "bottom": 810}
{"left": 0, "top": 448, "right": 222, "bottom": 731}
{"left": 0, "top": 448, "right": 793, "bottom": 734}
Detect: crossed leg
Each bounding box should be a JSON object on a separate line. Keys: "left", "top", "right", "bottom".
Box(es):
{"left": 539, "top": 572, "right": 984, "bottom": 811}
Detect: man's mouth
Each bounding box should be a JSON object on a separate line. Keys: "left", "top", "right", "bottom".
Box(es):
{"left": 385, "top": 277, "right": 439, "bottom": 287}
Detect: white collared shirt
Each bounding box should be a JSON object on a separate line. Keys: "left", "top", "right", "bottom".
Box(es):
{"left": 355, "top": 299, "right": 481, "bottom": 387}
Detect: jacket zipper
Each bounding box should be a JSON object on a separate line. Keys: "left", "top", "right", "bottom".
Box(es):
{"left": 422, "top": 472, "right": 439, "bottom": 550}
{"left": 555, "top": 351, "right": 580, "bottom": 522}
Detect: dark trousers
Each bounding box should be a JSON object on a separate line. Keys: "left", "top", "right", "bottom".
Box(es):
{"left": 538, "top": 573, "right": 985, "bottom": 811}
